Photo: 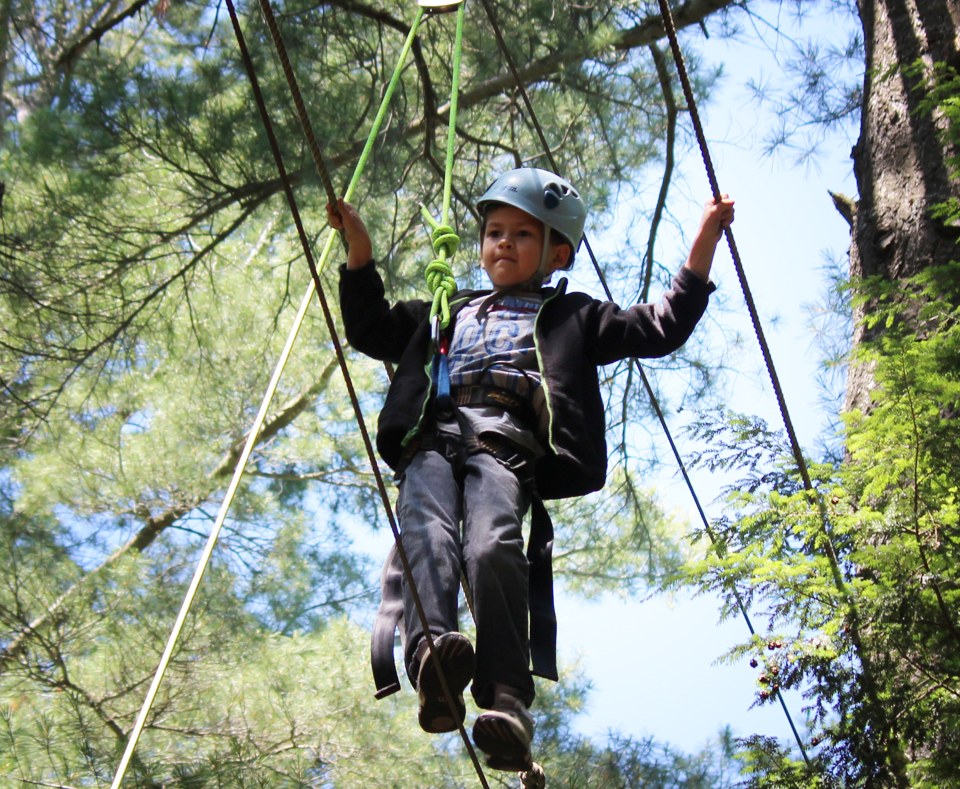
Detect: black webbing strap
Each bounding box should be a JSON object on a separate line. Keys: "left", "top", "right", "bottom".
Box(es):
{"left": 452, "top": 384, "right": 534, "bottom": 422}
{"left": 527, "top": 497, "right": 558, "bottom": 681}
{"left": 371, "top": 543, "right": 405, "bottom": 699}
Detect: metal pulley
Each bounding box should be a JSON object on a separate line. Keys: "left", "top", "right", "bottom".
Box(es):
{"left": 417, "top": 0, "right": 464, "bottom": 12}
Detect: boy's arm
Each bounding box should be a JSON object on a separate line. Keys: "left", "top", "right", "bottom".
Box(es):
{"left": 591, "top": 268, "right": 714, "bottom": 364}
{"left": 590, "top": 194, "right": 732, "bottom": 363}
{"left": 339, "top": 263, "right": 430, "bottom": 363}
{"left": 683, "top": 193, "right": 734, "bottom": 281}
{"left": 330, "top": 199, "right": 431, "bottom": 363}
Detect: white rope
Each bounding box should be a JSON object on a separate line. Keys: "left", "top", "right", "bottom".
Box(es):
{"left": 109, "top": 230, "right": 340, "bottom": 788}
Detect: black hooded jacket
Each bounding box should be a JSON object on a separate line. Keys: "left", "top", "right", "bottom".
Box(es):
{"left": 338, "top": 261, "right": 715, "bottom": 500}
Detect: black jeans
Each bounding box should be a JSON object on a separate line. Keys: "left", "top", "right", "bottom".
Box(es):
{"left": 397, "top": 448, "right": 534, "bottom": 709}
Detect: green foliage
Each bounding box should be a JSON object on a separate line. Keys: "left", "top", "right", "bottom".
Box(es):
{"left": 680, "top": 263, "right": 960, "bottom": 787}
{"left": 670, "top": 46, "right": 960, "bottom": 789}
{"left": 0, "top": 610, "right": 736, "bottom": 788}
{"left": 735, "top": 736, "right": 825, "bottom": 789}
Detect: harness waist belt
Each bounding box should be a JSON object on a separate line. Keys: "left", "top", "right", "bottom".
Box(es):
{"left": 451, "top": 384, "right": 531, "bottom": 419}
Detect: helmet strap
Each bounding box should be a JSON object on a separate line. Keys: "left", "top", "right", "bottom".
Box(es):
{"left": 536, "top": 223, "right": 554, "bottom": 283}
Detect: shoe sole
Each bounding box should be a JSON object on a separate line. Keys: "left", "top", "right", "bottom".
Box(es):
{"left": 417, "top": 634, "right": 475, "bottom": 734}
{"left": 473, "top": 713, "right": 532, "bottom": 772}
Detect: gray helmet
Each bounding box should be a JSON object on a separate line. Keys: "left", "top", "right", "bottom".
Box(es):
{"left": 477, "top": 168, "right": 586, "bottom": 269}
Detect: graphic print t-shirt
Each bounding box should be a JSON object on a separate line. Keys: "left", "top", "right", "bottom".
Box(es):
{"left": 439, "top": 292, "right": 549, "bottom": 456}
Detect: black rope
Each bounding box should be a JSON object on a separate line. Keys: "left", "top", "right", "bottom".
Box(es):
{"left": 224, "top": 3, "right": 490, "bottom": 786}
{"left": 256, "top": 0, "right": 337, "bottom": 205}
{"left": 654, "top": 0, "right": 896, "bottom": 764}
{"left": 479, "top": 0, "right": 811, "bottom": 759}
{"left": 655, "top": 0, "right": 808, "bottom": 494}
{"left": 254, "top": 0, "right": 349, "bottom": 256}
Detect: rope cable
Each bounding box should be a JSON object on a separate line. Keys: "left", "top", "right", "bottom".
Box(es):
{"left": 421, "top": 2, "right": 465, "bottom": 329}
{"left": 442, "top": 4, "right": 465, "bottom": 227}
{"left": 111, "top": 5, "right": 491, "bottom": 789}
{"left": 478, "top": 0, "right": 810, "bottom": 758}
{"left": 654, "top": 0, "right": 809, "bottom": 495}
{"left": 653, "top": 1, "right": 894, "bottom": 764}
{"left": 256, "top": 0, "right": 337, "bottom": 206}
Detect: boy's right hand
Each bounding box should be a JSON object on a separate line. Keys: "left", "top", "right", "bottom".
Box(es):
{"left": 327, "top": 197, "right": 373, "bottom": 269}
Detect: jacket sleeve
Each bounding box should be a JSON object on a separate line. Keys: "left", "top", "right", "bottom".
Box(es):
{"left": 338, "top": 260, "right": 431, "bottom": 364}
{"left": 591, "top": 267, "right": 716, "bottom": 365}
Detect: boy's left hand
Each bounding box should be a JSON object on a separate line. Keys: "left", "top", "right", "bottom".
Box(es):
{"left": 699, "top": 193, "right": 735, "bottom": 238}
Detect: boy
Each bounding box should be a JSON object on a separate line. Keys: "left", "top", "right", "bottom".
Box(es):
{"left": 329, "top": 169, "right": 733, "bottom": 771}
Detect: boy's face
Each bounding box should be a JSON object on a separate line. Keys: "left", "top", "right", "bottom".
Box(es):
{"left": 480, "top": 204, "right": 570, "bottom": 290}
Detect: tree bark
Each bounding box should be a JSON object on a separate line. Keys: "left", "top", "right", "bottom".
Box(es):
{"left": 847, "top": 0, "right": 960, "bottom": 411}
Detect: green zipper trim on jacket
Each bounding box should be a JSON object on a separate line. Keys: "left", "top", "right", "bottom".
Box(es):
{"left": 401, "top": 357, "right": 435, "bottom": 448}
{"left": 533, "top": 280, "right": 565, "bottom": 455}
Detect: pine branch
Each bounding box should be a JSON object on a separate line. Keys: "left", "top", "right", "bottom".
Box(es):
{"left": 455, "top": 0, "right": 736, "bottom": 110}
{"left": 321, "top": 0, "right": 738, "bottom": 171}
{"left": 55, "top": 0, "right": 154, "bottom": 70}
{"left": 0, "top": 360, "right": 339, "bottom": 674}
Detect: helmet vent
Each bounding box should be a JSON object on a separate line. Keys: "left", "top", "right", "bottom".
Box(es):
{"left": 544, "top": 182, "right": 562, "bottom": 209}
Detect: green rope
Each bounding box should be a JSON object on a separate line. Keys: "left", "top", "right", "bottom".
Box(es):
{"left": 421, "top": 207, "right": 460, "bottom": 327}
{"left": 424, "top": 2, "right": 465, "bottom": 329}
{"left": 441, "top": 4, "right": 465, "bottom": 227}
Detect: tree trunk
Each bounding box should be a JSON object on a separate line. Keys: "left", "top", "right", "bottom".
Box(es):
{"left": 847, "top": 0, "right": 960, "bottom": 411}
{"left": 0, "top": 0, "right": 11, "bottom": 144}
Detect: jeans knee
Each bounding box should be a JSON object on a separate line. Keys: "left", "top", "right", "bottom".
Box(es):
{"left": 464, "top": 525, "right": 525, "bottom": 578}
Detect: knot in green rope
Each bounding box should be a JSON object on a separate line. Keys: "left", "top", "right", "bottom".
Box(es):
{"left": 420, "top": 207, "right": 459, "bottom": 329}
{"left": 426, "top": 258, "right": 457, "bottom": 328}
{"left": 432, "top": 224, "right": 460, "bottom": 260}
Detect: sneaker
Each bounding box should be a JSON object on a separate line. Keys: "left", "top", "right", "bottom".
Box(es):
{"left": 472, "top": 689, "right": 534, "bottom": 772}
{"left": 414, "top": 632, "right": 475, "bottom": 734}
